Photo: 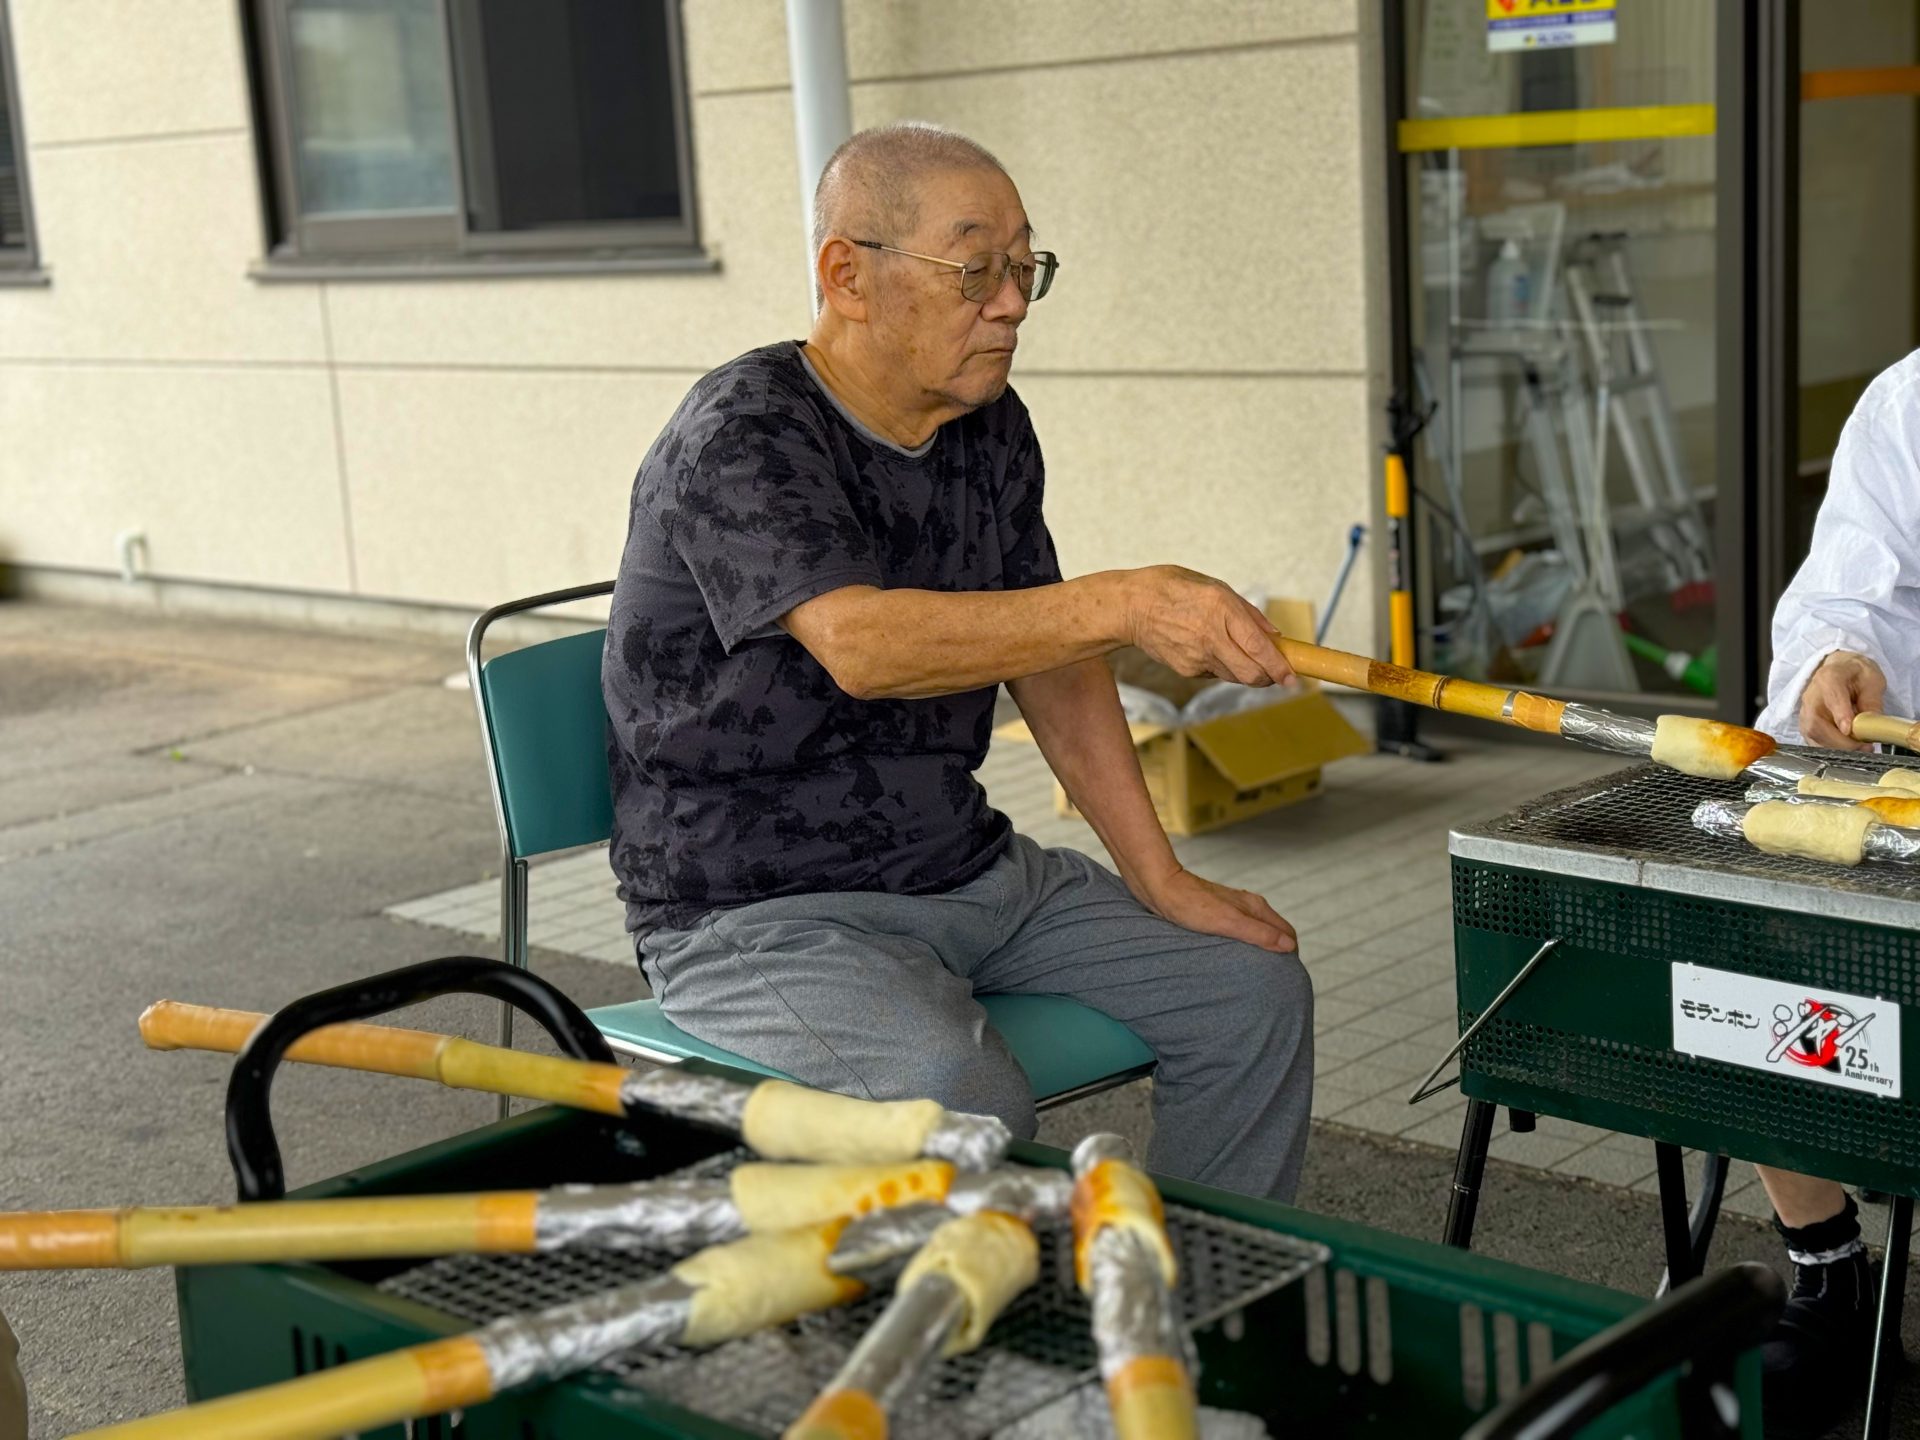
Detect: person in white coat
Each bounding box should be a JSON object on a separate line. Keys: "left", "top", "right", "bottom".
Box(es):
{"left": 1748, "top": 348, "right": 1920, "bottom": 1436}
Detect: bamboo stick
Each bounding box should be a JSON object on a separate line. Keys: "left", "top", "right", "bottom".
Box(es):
{"left": 139, "top": 1000, "right": 629, "bottom": 1115}
{"left": 1273, "top": 636, "right": 1568, "bottom": 735}
{"left": 0, "top": 1194, "right": 540, "bottom": 1270}
{"left": 1852, "top": 712, "right": 1920, "bottom": 749}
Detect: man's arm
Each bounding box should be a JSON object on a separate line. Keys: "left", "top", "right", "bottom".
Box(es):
{"left": 1007, "top": 660, "right": 1297, "bottom": 953}
{"left": 780, "top": 566, "right": 1292, "bottom": 700}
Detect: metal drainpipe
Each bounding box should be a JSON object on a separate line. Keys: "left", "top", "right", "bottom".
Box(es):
{"left": 783, "top": 0, "right": 851, "bottom": 311}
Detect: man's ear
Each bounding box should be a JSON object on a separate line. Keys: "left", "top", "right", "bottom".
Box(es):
{"left": 816, "top": 237, "right": 870, "bottom": 322}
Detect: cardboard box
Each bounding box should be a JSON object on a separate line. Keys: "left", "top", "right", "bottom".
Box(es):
{"left": 994, "top": 598, "right": 1368, "bottom": 837}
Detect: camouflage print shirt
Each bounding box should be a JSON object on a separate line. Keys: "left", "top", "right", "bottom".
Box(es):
{"left": 604, "top": 341, "right": 1061, "bottom": 932}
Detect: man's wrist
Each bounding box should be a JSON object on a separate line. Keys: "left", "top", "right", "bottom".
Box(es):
{"left": 1074, "top": 570, "right": 1138, "bottom": 651}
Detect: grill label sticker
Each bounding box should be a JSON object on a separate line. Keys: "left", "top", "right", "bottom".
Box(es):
{"left": 1672, "top": 964, "right": 1901, "bottom": 1099}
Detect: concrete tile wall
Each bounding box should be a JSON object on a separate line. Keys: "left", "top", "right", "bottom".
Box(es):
{"left": 0, "top": 0, "right": 1383, "bottom": 651}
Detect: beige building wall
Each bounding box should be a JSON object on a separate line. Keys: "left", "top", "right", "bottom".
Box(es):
{"left": 0, "top": 0, "right": 1385, "bottom": 654}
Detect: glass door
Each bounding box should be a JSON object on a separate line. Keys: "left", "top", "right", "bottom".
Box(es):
{"left": 1393, "top": 2, "right": 1724, "bottom": 707}
{"left": 1794, "top": 4, "right": 1920, "bottom": 569}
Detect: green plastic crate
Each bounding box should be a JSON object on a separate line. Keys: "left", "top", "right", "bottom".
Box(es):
{"left": 173, "top": 1103, "right": 1751, "bottom": 1438}
{"left": 1450, "top": 763, "right": 1920, "bottom": 1198}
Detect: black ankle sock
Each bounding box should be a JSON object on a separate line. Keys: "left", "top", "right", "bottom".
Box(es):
{"left": 1773, "top": 1194, "right": 1866, "bottom": 1267}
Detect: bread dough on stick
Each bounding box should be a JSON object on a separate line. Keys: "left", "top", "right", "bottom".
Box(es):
{"left": 1650, "top": 715, "right": 1775, "bottom": 780}
{"left": 728, "top": 1161, "right": 953, "bottom": 1233}
{"left": 1797, "top": 777, "right": 1890, "bottom": 801}
{"left": 1741, "top": 800, "right": 1879, "bottom": 866}
{"left": 740, "top": 1082, "right": 944, "bottom": 1164}
{"left": 674, "top": 1222, "right": 864, "bottom": 1346}
{"left": 896, "top": 1212, "right": 1039, "bottom": 1354}
{"left": 1071, "top": 1157, "right": 1178, "bottom": 1292}
{"left": 1861, "top": 794, "right": 1920, "bottom": 827}
{"left": 1877, "top": 769, "right": 1920, "bottom": 793}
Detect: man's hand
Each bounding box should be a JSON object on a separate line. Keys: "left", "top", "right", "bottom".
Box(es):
{"left": 1124, "top": 565, "right": 1295, "bottom": 688}
{"left": 1136, "top": 865, "right": 1298, "bottom": 954}
{"left": 1800, "top": 650, "right": 1889, "bottom": 750}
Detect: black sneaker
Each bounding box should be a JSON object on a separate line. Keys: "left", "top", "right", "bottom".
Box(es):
{"left": 1761, "top": 1250, "right": 1876, "bottom": 1440}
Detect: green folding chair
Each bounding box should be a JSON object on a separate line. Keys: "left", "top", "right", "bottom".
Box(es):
{"left": 465, "top": 581, "right": 1156, "bottom": 1112}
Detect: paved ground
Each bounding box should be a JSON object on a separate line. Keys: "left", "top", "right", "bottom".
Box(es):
{"left": 0, "top": 598, "right": 1913, "bottom": 1438}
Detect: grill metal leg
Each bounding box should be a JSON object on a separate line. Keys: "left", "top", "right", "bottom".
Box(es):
{"left": 1654, "top": 1142, "right": 1701, "bottom": 1294}
{"left": 1658, "top": 1152, "right": 1729, "bottom": 1299}
{"left": 1445, "top": 1100, "right": 1497, "bottom": 1250}
{"left": 1864, "top": 1194, "right": 1912, "bottom": 1440}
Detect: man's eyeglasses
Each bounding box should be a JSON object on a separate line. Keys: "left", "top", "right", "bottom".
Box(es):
{"left": 851, "top": 241, "right": 1059, "bottom": 303}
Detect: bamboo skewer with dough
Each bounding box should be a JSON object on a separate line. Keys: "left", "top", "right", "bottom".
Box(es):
{"left": 0, "top": 1160, "right": 956, "bottom": 1272}
{"left": 1069, "top": 1134, "right": 1196, "bottom": 1440}
{"left": 1692, "top": 798, "right": 1920, "bottom": 866}
{"left": 139, "top": 1000, "right": 1009, "bottom": 1170}
{"left": 783, "top": 1212, "right": 1040, "bottom": 1440}
{"left": 71, "top": 1219, "right": 898, "bottom": 1440}
{"left": 1266, "top": 635, "right": 1781, "bottom": 780}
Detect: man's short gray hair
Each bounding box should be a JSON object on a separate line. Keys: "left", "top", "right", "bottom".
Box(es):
{"left": 810, "top": 123, "right": 1007, "bottom": 291}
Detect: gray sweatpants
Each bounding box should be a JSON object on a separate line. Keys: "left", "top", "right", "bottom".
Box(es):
{"left": 638, "top": 834, "right": 1313, "bottom": 1200}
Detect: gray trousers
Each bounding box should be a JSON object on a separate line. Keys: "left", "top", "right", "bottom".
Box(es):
{"left": 639, "top": 834, "right": 1313, "bottom": 1200}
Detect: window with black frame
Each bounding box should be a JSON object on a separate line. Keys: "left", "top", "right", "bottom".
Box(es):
{"left": 0, "top": 0, "right": 38, "bottom": 271}
{"left": 250, "top": 0, "right": 697, "bottom": 265}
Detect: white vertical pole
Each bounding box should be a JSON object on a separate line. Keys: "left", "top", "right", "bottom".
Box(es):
{"left": 784, "top": 0, "right": 851, "bottom": 309}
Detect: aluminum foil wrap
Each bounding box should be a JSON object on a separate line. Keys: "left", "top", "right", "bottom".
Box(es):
{"left": 1557, "top": 704, "right": 1655, "bottom": 758}
{"left": 1084, "top": 1226, "right": 1197, "bottom": 1383}
{"left": 532, "top": 1180, "right": 743, "bottom": 1255}
{"left": 618, "top": 1067, "right": 751, "bottom": 1134}
{"left": 1745, "top": 751, "right": 1886, "bottom": 787}
{"left": 828, "top": 1204, "right": 950, "bottom": 1282}
{"left": 1070, "top": 1132, "right": 1134, "bottom": 1177}
{"left": 477, "top": 1274, "right": 693, "bottom": 1390}
{"left": 1690, "top": 798, "right": 1746, "bottom": 840}
{"left": 920, "top": 1109, "right": 1013, "bottom": 1171}
{"left": 945, "top": 1166, "right": 1074, "bottom": 1223}
{"left": 1868, "top": 827, "right": 1920, "bottom": 863}
{"left": 828, "top": 1272, "right": 969, "bottom": 1414}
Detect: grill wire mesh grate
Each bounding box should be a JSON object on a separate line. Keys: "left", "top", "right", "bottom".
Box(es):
{"left": 1461, "top": 755, "right": 1920, "bottom": 902}
{"left": 379, "top": 1151, "right": 1326, "bottom": 1439}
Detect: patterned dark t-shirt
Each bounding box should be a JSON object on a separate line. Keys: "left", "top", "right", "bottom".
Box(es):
{"left": 604, "top": 341, "right": 1061, "bottom": 932}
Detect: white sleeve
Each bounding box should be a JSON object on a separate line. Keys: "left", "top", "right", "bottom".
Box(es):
{"left": 1754, "top": 359, "right": 1920, "bottom": 742}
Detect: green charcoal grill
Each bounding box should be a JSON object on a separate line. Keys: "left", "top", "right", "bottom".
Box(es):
{"left": 1441, "top": 754, "right": 1920, "bottom": 1439}
{"left": 171, "top": 1100, "right": 1766, "bottom": 1439}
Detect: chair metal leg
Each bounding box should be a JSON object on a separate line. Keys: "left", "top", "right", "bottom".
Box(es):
{"left": 1653, "top": 1142, "right": 1703, "bottom": 1295}
{"left": 494, "top": 856, "right": 528, "bottom": 1122}
{"left": 1863, "top": 1194, "right": 1912, "bottom": 1440}
{"left": 1445, "top": 1099, "right": 1497, "bottom": 1250}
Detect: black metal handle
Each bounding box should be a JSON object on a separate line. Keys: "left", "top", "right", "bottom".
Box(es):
{"left": 1460, "top": 1262, "right": 1785, "bottom": 1440}
{"left": 226, "top": 956, "right": 615, "bottom": 1201}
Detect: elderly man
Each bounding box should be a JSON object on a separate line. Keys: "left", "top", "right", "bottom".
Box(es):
{"left": 603, "top": 123, "right": 1313, "bottom": 1200}
{"left": 1747, "top": 348, "right": 1920, "bottom": 1435}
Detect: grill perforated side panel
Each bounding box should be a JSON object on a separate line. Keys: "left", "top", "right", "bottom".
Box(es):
{"left": 1453, "top": 860, "right": 1920, "bottom": 1175}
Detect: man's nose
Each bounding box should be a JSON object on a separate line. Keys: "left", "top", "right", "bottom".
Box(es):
{"left": 980, "top": 266, "right": 1029, "bottom": 323}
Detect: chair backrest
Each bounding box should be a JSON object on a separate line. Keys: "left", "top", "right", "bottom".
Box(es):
{"left": 477, "top": 627, "right": 616, "bottom": 860}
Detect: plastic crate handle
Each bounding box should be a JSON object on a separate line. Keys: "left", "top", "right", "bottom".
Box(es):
{"left": 224, "top": 956, "right": 615, "bottom": 1201}
{"left": 1460, "top": 1262, "right": 1783, "bottom": 1440}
